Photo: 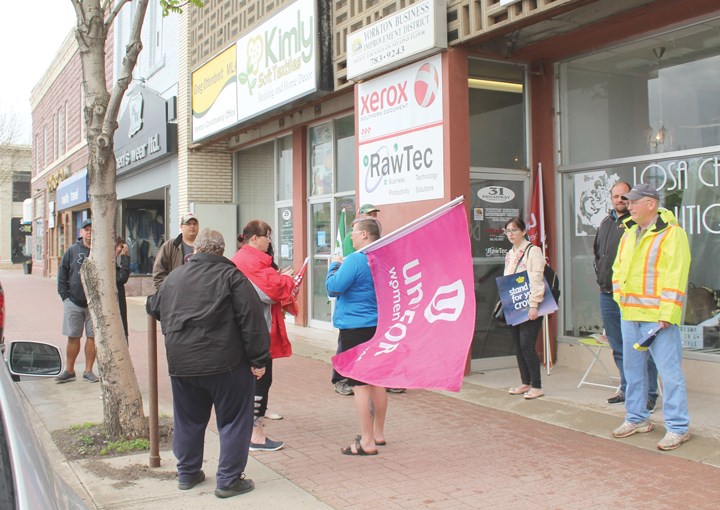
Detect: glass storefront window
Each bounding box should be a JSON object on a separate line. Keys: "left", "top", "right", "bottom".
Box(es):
{"left": 276, "top": 205, "right": 294, "bottom": 270}
{"left": 468, "top": 59, "right": 526, "bottom": 169}
{"left": 561, "top": 157, "right": 720, "bottom": 353}
{"left": 560, "top": 20, "right": 720, "bottom": 166}
{"left": 310, "top": 123, "right": 333, "bottom": 196}
{"left": 336, "top": 116, "right": 355, "bottom": 193}
{"left": 560, "top": 20, "right": 720, "bottom": 355}
{"left": 277, "top": 135, "right": 293, "bottom": 201}
{"left": 310, "top": 202, "right": 332, "bottom": 323}
{"left": 123, "top": 200, "right": 164, "bottom": 274}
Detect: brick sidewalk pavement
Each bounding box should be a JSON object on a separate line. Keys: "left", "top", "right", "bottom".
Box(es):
{"left": 260, "top": 355, "right": 720, "bottom": 509}
{"left": 3, "top": 270, "right": 720, "bottom": 508}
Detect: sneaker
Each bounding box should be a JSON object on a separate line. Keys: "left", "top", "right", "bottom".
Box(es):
{"left": 607, "top": 393, "right": 625, "bottom": 405}
{"left": 612, "top": 420, "right": 654, "bottom": 438}
{"left": 386, "top": 388, "right": 406, "bottom": 393}
{"left": 214, "top": 475, "right": 255, "bottom": 498}
{"left": 334, "top": 380, "right": 353, "bottom": 396}
{"left": 647, "top": 398, "right": 657, "bottom": 413}
{"left": 249, "top": 438, "right": 285, "bottom": 452}
{"left": 83, "top": 371, "right": 99, "bottom": 383}
{"left": 178, "top": 470, "right": 205, "bottom": 490}
{"left": 55, "top": 370, "right": 76, "bottom": 384}
{"left": 657, "top": 431, "right": 690, "bottom": 451}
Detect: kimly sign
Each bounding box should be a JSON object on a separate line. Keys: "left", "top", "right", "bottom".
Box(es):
{"left": 114, "top": 86, "right": 177, "bottom": 175}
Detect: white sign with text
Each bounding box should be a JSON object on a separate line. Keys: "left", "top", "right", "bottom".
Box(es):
{"left": 357, "top": 54, "right": 444, "bottom": 206}
{"left": 346, "top": 0, "right": 447, "bottom": 81}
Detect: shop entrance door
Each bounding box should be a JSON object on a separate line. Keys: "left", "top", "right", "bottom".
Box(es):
{"left": 469, "top": 170, "right": 529, "bottom": 371}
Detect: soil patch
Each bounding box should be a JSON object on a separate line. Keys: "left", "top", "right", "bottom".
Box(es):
{"left": 51, "top": 416, "right": 174, "bottom": 461}
{"left": 51, "top": 416, "right": 177, "bottom": 486}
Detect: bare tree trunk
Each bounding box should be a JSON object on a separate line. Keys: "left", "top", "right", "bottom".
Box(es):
{"left": 72, "top": 0, "right": 149, "bottom": 438}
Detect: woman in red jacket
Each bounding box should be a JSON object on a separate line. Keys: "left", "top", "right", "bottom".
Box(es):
{"left": 231, "top": 220, "right": 297, "bottom": 452}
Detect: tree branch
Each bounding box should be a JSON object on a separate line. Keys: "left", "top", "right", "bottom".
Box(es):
{"left": 104, "top": 0, "right": 132, "bottom": 30}
{"left": 70, "top": 0, "right": 90, "bottom": 52}
{"left": 103, "top": 0, "right": 150, "bottom": 136}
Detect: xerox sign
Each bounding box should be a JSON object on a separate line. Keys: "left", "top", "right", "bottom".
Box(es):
{"left": 357, "top": 54, "right": 443, "bottom": 145}
{"left": 357, "top": 54, "right": 444, "bottom": 206}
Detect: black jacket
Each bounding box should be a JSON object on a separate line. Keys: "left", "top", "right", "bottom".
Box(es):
{"left": 58, "top": 238, "right": 91, "bottom": 307}
{"left": 593, "top": 210, "right": 632, "bottom": 293}
{"left": 147, "top": 252, "right": 271, "bottom": 376}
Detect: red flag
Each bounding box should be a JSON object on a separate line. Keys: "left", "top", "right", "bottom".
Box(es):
{"left": 527, "top": 163, "right": 545, "bottom": 251}
{"left": 332, "top": 199, "right": 476, "bottom": 392}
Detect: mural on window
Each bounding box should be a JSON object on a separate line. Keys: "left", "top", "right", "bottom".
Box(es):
{"left": 563, "top": 155, "right": 720, "bottom": 352}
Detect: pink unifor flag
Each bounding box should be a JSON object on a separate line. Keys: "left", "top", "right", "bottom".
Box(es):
{"left": 527, "top": 162, "right": 545, "bottom": 251}
{"left": 332, "top": 199, "right": 476, "bottom": 392}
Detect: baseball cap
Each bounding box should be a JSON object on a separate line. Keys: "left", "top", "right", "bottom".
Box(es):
{"left": 180, "top": 213, "right": 198, "bottom": 225}
{"left": 81, "top": 219, "right": 92, "bottom": 229}
{"left": 358, "top": 204, "right": 380, "bottom": 214}
{"left": 622, "top": 183, "right": 659, "bottom": 201}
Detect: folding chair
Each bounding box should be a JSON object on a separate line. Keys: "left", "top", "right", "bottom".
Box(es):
{"left": 577, "top": 335, "right": 620, "bottom": 391}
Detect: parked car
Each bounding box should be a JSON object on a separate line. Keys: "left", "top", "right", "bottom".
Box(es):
{"left": 0, "top": 339, "right": 89, "bottom": 509}
{"left": 0, "top": 281, "right": 5, "bottom": 351}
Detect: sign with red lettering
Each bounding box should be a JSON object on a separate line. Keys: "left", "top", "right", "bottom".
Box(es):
{"left": 357, "top": 54, "right": 444, "bottom": 206}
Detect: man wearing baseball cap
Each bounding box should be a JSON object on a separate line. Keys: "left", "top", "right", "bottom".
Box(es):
{"left": 152, "top": 212, "right": 200, "bottom": 289}
{"left": 357, "top": 204, "right": 380, "bottom": 216}
{"left": 56, "top": 218, "right": 99, "bottom": 383}
{"left": 611, "top": 182, "right": 691, "bottom": 450}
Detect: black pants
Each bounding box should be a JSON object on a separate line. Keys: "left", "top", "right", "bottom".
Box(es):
{"left": 510, "top": 318, "right": 543, "bottom": 389}
{"left": 171, "top": 367, "right": 255, "bottom": 488}
{"left": 254, "top": 359, "right": 273, "bottom": 418}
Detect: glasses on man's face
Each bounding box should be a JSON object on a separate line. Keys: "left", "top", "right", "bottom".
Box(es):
{"left": 504, "top": 228, "right": 520, "bottom": 234}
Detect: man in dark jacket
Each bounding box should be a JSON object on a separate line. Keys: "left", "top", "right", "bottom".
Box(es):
{"left": 56, "top": 218, "right": 98, "bottom": 384}
{"left": 594, "top": 182, "right": 658, "bottom": 408}
{"left": 147, "top": 228, "right": 270, "bottom": 499}
{"left": 152, "top": 212, "right": 199, "bottom": 290}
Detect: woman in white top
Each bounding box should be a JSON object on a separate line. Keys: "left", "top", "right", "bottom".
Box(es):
{"left": 503, "top": 217, "right": 546, "bottom": 399}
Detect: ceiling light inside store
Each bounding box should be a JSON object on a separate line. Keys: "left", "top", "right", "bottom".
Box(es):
{"left": 468, "top": 79, "right": 523, "bottom": 93}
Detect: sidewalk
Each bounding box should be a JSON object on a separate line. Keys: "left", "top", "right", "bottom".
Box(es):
{"left": 4, "top": 270, "right": 720, "bottom": 508}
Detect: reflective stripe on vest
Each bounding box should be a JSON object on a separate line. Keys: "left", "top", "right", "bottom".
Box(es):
{"left": 641, "top": 229, "right": 670, "bottom": 296}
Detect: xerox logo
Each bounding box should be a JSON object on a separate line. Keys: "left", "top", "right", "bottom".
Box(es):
{"left": 360, "top": 82, "right": 408, "bottom": 115}
{"left": 414, "top": 62, "right": 438, "bottom": 108}
{"left": 359, "top": 61, "right": 440, "bottom": 115}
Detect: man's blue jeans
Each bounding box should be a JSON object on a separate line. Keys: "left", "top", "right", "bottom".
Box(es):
{"left": 599, "top": 292, "right": 658, "bottom": 399}
{"left": 621, "top": 320, "right": 689, "bottom": 434}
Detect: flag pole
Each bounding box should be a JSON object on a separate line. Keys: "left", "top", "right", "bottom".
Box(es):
{"left": 538, "top": 162, "right": 553, "bottom": 375}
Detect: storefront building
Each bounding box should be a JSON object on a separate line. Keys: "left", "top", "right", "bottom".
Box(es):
{"left": 30, "top": 30, "right": 96, "bottom": 278}
{"left": 179, "top": 0, "right": 720, "bottom": 384}
{"left": 112, "top": 1, "right": 181, "bottom": 295}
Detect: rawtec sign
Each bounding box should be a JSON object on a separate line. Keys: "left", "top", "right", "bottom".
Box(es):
{"left": 357, "top": 54, "right": 444, "bottom": 206}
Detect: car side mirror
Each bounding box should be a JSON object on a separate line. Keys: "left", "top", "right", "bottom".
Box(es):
{"left": 8, "top": 341, "right": 63, "bottom": 377}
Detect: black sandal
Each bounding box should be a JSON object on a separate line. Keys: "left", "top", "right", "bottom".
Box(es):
{"left": 341, "top": 439, "right": 378, "bottom": 456}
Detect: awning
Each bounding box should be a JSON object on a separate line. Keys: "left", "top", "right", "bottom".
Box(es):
{"left": 56, "top": 168, "right": 88, "bottom": 211}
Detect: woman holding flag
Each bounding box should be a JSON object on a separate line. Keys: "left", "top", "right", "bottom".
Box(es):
{"left": 231, "top": 220, "right": 298, "bottom": 451}
{"left": 503, "top": 217, "right": 546, "bottom": 400}
{"left": 327, "top": 217, "right": 386, "bottom": 456}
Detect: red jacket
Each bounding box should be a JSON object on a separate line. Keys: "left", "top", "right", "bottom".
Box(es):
{"left": 230, "top": 245, "right": 296, "bottom": 359}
